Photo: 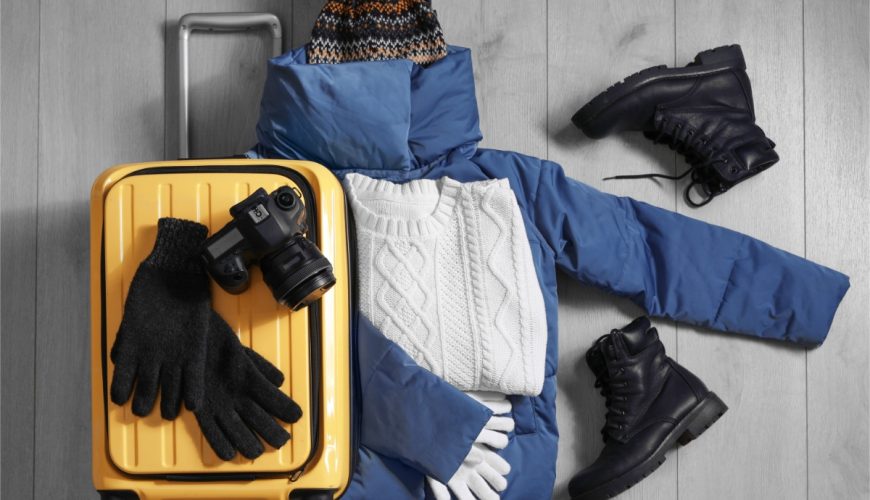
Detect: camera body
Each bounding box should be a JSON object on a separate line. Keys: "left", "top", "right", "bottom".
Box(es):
{"left": 203, "top": 186, "right": 336, "bottom": 310}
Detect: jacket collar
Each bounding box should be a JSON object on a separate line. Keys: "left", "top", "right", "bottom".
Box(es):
{"left": 254, "top": 45, "right": 482, "bottom": 174}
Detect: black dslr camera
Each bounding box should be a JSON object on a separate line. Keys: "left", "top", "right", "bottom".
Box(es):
{"left": 202, "top": 186, "right": 336, "bottom": 311}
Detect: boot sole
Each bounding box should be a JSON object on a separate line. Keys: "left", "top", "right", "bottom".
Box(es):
{"left": 570, "top": 392, "right": 728, "bottom": 500}
{"left": 571, "top": 45, "right": 745, "bottom": 138}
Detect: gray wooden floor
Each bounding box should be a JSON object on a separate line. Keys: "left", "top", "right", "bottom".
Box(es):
{"left": 1, "top": 1, "right": 868, "bottom": 499}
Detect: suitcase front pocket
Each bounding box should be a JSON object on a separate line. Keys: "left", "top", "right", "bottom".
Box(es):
{"left": 101, "top": 166, "right": 323, "bottom": 476}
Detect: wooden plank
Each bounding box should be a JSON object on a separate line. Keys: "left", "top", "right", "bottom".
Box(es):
{"left": 0, "top": 0, "right": 39, "bottom": 498}
{"left": 438, "top": 0, "right": 547, "bottom": 156}
{"left": 7, "top": 2, "right": 862, "bottom": 500}
{"left": 35, "top": 1, "right": 165, "bottom": 497}
{"left": 674, "top": 1, "right": 807, "bottom": 498}
{"left": 164, "top": 1, "right": 293, "bottom": 159}
{"left": 547, "top": 2, "right": 676, "bottom": 499}
{"left": 291, "top": 1, "right": 323, "bottom": 47}
{"left": 805, "top": 0, "right": 870, "bottom": 497}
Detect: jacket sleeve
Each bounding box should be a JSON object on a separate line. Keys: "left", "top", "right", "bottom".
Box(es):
{"left": 524, "top": 159, "right": 849, "bottom": 346}
{"left": 355, "top": 313, "right": 491, "bottom": 482}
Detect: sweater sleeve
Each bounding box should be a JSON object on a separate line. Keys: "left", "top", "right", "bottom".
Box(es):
{"left": 525, "top": 159, "right": 849, "bottom": 346}
{"left": 355, "top": 313, "right": 491, "bottom": 482}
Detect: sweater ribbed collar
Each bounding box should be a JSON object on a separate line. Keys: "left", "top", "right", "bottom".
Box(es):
{"left": 344, "top": 173, "right": 461, "bottom": 237}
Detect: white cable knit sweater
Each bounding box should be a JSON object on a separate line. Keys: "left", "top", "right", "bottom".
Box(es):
{"left": 345, "top": 173, "right": 547, "bottom": 396}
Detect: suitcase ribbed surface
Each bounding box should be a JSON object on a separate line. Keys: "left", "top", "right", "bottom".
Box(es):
{"left": 102, "top": 172, "right": 312, "bottom": 474}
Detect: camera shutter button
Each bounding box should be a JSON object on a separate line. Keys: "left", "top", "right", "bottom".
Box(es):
{"left": 223, "top": 262, "right": 242, "bottom": 278}
{"left": 224, "top": 264, "right": 244, "bottom": 281}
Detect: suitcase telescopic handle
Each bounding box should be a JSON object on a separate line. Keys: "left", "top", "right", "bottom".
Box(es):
{"left": 177, "top": 12, "right": 283, "bottom": 159}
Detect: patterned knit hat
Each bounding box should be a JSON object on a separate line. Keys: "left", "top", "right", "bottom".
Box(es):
{"left": 307, "top": 0, "right": 448, "bottom": 65}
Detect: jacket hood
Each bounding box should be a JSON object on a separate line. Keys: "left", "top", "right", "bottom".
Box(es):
{"left": 254, "top": 45, "right": 482, "bottom": 174}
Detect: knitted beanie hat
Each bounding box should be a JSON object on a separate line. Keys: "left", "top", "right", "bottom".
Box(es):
{"left": 307, "top": 0, "right": 448, "bottom": 65}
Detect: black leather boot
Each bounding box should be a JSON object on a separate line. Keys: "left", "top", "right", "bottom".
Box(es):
{"left": 572, "top": 45, "right": 778, "bottom": 207}
{"left": 568, "top": 317, "right": 728, "bottom": 500}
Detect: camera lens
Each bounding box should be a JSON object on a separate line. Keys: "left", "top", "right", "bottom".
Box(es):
{"left": 282, "top": 271, "right": 337, "bottom": 311}
{"left": 260, "top": 236, "right": 336, "bottom": 311}
{"left": 275, "top": 189, "right": 296, "bottom": 210}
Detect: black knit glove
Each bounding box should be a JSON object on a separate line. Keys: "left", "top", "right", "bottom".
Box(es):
{"left": 195, "top": 310, "right": 303, "bottom": 460}
{"left": 110, "top": 218, "right": 210, "bottom": 419}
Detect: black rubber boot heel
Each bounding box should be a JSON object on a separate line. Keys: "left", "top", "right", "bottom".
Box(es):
{"left": 677, "top": 392, "right": 728, "bottom": 445}
{"left": 694, "top": 45, "right": 745, "bottom": 69}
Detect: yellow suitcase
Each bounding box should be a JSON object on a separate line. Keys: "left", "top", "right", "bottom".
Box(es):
{"left": 90, "top": 159, "right": 352, "bottom": 500}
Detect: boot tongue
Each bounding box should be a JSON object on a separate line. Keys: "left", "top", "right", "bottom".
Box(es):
{"left": 615, "top": 316, "right": 657, "bottom": 355}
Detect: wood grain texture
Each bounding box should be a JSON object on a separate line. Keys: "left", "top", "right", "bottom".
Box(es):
{"left": 675, "top": 1, "right": 808, "bottom": 499}
{"left": 0, "top": 1, "right": 866, "bottom": 498}
{"left": 164, "top": 1, "right": 293, "bottom": 159}
{"left": 1, "top": 0, "right": 39, "bottom": 498}
{"left": 35, "top": 1, "right": 165, "bottom": 497}
{"left": 437, "top": 0, "right": 547, "bottom": 157}
{"left": 546, "top": 2, "right": 677, "bottom": 499}
{"left": 291, "top": 0, "right": 324, "bottom": 47}
{"left": 805, "top": 0, "right": 870, "bottom": 498}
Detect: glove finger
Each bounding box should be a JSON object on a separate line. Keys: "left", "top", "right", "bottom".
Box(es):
{"left": 159, "top": 365, "right": 183, "bottom": 420}
{"left": 196, "top": 412, "right": 236, "bottom": 461}
{"left": 466, "top": 391, "right": 511, "bottom": 415}
{"left": 131, "top": 362, "right": 161, "bottom": 417}
{"left": 109, "top": 325, "right": 131, "bottom": 363}
{"left": 476, "top": 428, "right": 508, "bottom": 450}
{"left": 182, "top": 355, "right": 205, "bottom": 411}
{"left": 464, "top": 445, "right": 485, "bottom": 465}
{"left": 466, "top": 472, "right": 500, "bottom": 500}
{"left": 446, "top": 479, "right": 475, "bottom": 500}
{"left": 216, "top": 410, "right": 264, "bottom": 460}
{"left": 481, "top": 447, "right": 511, "bottom": 476}
{"left": 244, "top": 347, "right": 284, "bottom": 387}
{"left": 250, "top": 376, "right": 303, "bottom": 423}
{"left": 466, "top": 390, "right": 507, "bottom": 403}
{"left": 427, "top": 477, "right": 451, "bottom": 500}
{"left": 485, "top": 415, "right": 515, "bottom": 433}
{"left": 476, "top": 461, "right": 508, "bottom": 492}
{"left": 483, "top": 399, "right": 512, "bottom": 415}
{"left": 109, "top": 358, "right": 138, "bottom": 406}
{"left": 238, "top": 399, "right": 291, "bottom": 450}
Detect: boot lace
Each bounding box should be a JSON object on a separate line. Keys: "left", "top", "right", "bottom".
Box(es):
{"left": 593, "top": 333, "right": 633, "bottom": 441}
{"left": 603, "top": 118, "right": 731, "bottom": 207}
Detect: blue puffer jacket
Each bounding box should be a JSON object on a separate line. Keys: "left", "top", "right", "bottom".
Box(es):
{"left": 249, "top": 45, "right": 850, "bottom": 499}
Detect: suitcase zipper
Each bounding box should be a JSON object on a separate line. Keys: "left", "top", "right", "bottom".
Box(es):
{"left": 345, "top": 204, "right": 362, "bottom": 489}
{"left": 288, "top": 169, "right": 359, "bottom": 488}
{"left": 280, "top": 167, "right": 324, "bottom": 482}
